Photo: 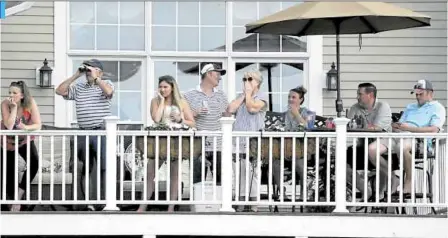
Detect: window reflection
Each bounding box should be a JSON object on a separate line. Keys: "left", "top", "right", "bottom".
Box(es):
{"left": 235, "top": 62, "right": 303, "bottom": 111}
{"left": 231, "top": 1, "right": 306, "bottom": 53}
{"left": 151, "top": 2, "right": 226, "bottom": 52}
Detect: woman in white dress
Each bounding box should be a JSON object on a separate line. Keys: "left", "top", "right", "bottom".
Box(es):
{"left": 137, "top": 75, "right": 195, "bottom": 212}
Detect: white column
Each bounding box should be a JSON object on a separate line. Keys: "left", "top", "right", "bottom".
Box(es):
{"left": 103, "top": 116, "right": 120, "bottom": 211}
{"left": 219, "top": 116, "right": 236, "bottom": 212}
{"left": 332, "top": 117, "right": 350, "bottom": 213}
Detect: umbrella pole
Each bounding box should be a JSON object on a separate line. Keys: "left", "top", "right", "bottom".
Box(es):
{"left": 335, "top": 22, "right": 343, "bottom": 117}
{"left": 268, "top": 67, "right": 273, "bottom": 111}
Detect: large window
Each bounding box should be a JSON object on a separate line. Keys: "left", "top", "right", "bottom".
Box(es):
{"left": 63, "top": 1, "right": 319, "bottom": 125}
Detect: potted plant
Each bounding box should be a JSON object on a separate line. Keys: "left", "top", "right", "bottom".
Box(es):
{"left": 249, "top": 125, "right": 317, "bottom": 162}
{"left": 134, "top": 123, "right": 203, "bottom": 161}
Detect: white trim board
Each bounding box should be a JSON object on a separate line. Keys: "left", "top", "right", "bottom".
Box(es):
{"left": 1, "top": 213, "right": 445, "bottom": 238}
{"left": 5, "top": 2, "right": 34, "bottom": 16}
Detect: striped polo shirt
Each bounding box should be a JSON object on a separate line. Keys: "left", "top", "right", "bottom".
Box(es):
{"left": 64, "top": 79, "right": 114, "bottom": 129}
{"left": 184, "top": 85, "right": 228, "bottom": 152}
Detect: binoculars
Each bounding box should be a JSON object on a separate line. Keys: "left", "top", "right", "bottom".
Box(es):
{"left": 78, "top": 65, "right": 91, "bottom": 73}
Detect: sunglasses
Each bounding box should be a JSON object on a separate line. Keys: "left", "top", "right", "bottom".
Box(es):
{"left": 10, "top": 81, "right": 24, "bottom": 87}
{"left": 242, "top": 77, "right": 253, "bottom": 82}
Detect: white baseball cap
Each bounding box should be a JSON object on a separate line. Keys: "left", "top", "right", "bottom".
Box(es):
{"left": 200, "top": 63, "right": 226, "bottom": 76}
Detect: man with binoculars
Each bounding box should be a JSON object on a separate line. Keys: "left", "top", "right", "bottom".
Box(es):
{"left": 55, "top": 59, "right": 114, "bottom": 211}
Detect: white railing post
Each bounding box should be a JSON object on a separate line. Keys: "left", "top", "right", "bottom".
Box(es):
{"left": 332, "top": 117, "right": 350, "bottom": 213}
{"left": 103, "top": 116, "right": 120, "bottom": 211}
{"left": 219, "top": 116, "right": 236, "bottom": 212}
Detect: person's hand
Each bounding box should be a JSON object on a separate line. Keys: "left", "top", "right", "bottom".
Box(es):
{"left": 392, "top": 122, "right": 401, "bottom": 130}
{"left": 193, "top": 107, "right": 208, "bottom": 117}
{"left": 290, "top": 105, "right": 300, "bottom": 117}
{"left": 244, "top": 82, "right": 253, "bottom": 95}
{"left": 7, "top": 97, "right": 17, "bottom": 109}
{"left": 16, "top": 119, "right": 28, "bottom": 130}
{"left": 86, "top": 66, "right": 101, "bottom": 79}
{"left": 157, "top": 92, "right": 165, "bottom": 102}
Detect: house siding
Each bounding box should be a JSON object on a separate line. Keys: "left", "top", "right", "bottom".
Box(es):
{"left": 1, "top": 2, "right": 55, "bottom": 125}
{"left": 322, "top": 1, "right": 448, "bottom": 119}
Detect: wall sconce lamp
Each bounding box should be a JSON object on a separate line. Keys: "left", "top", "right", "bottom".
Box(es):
{"left": 326, "top": 62, "right": 338, "bottom": 91}
{"left": 37, "top": 58, "right": 53, "bottom": 87}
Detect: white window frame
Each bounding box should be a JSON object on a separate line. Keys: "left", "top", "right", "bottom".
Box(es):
{"left": 54, "top": 1, "right": 323, "bottom": 127}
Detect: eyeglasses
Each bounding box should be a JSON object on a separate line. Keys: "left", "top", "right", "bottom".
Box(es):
{"left": 242, "top": 77, "right": 253, "bottom": 82}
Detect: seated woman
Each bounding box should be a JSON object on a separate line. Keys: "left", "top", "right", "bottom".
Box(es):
{"left": 227, "top": 70, "right": 268, "bottom": 212}
{"left": 1, "top": 81, "right": 42, "bottom": 211}
{"left": 273, "top": 86, "right": 308, "bottom": 199}
{"left": 137, "top": 75, "right": 195, "bottom": 212}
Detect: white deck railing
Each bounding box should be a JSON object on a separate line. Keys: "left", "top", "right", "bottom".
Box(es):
{"left": 0, "top": 116, "right": 447, "bottom": 214}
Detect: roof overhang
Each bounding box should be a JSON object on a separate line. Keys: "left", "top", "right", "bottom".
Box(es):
{"left": 5, "top": 1, "right": 34, "bottom": 16}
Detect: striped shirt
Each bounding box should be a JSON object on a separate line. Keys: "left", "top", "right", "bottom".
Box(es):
{"left": 64, "top": 79, "right": 114, "bottom": 129}
{"left": 184, "top": 85, "right": 228, "bottom": 152}
{"left": 233, "top": 92, "right": 268, "bottom": 153}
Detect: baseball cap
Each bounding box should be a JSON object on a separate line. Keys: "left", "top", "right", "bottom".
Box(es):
{"left": 200, "top": 63, "right": 226, "bottom": 76}
{"left": 411, "top": 79, "right": 433, "bottom": 94}
{"left": 82, "top": 59, "right": 104, "bottom": 71}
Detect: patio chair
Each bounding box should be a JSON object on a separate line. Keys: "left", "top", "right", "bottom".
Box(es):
{"left": 361, "top": 112, "right": 439, "bottom": 215}
{"left": 261, "top": 111, "right": 330, "bottom": 213}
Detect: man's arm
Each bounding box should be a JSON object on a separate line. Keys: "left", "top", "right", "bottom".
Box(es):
{"left": 55, "top": 72, "right": 81, "bottom": 98}
{"left": 96, "top": 79, "right": 114, "bottom": 98}
{"left": 372, "top": 102, "right": 392, "bottom": 131}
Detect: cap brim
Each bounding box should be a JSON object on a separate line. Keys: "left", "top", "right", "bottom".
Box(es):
{"left": 214, "top": 69, "right": 226, "bottom": 76}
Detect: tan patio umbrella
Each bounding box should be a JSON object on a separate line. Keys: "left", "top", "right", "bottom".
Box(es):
{"left": 246, "top": 2, "right": 431, "bottom": 117}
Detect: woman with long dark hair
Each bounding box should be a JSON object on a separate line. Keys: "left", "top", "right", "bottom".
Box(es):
{"left": 1, "top": 81, "right": 42, "bottom": 211}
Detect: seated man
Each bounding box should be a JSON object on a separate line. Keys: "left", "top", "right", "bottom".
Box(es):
{"left": 391, "top": 79, "right": 445, "bottom": 193}
{"left": 346, "top": 83, "right": 394, "bottom": 199}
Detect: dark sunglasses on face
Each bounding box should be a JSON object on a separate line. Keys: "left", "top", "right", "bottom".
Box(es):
{"left": 242, "top": 77, "right": 253, "bottom": 82}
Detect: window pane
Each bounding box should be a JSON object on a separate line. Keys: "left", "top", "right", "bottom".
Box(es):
{"left": 120, "top": 26, "right": 145, "bottom": 51}
{"left": 152, "top": 26, "right": 176, "bottom": 51}
{"left": 178, "top": 2, "right": 199, "bottom": 25}
{"left": 233, "top": 28, "right": 256, "bottom": 52}
{"left": 97, "top": 26, "right": 118, "bottom": 50}
{"left": 111, "top": 94, "right": 119, "bottom": 117}
{"left": 177, "top": 62, "right": 200, "bottom": 92}
{"left": 70, "top": 2, "right": 94, "bottom": 24}
{"left": 70, "top": 25, "right": 94, "bottom": 50}
{"left": 201, "top": 2, "right": 225, "bottom": 26}
{"left": 233, "top": 2, "right": 257, "bottom": 26}
{"left": 178, "top": 27, "right": 199, "bottom": 51}
{"left": 119, "top": 92, "right": 142, "bottom": 121}
{"left": 119, "top": 61, "right": 143, "bottom": 91}
{"left": 259, "top": 2, "right": 281, "bottom": 19}
{"left": 282, "top": 63, "right": 304, "bottom": 90}
{"left": 120, "top": 2, "right": 145, "bottom": 24}
{"left": 259, "top": 34, "right": 280, "bottom": 52}
{"left": 282, "top": 1, "right": 300, "bottom": 10}
{"left": 101, "top": 61, "right": 119, "bottom": 82}
{"left": 231, "top": 1, "right": 307, "bottom": 52}
{"left": 97, "top": 2, "right": 118, "bottom": 24}
{"left": 282, "top": 36, "right": 307, "bottom": 52}
{"left": 201, "top": 27, "right": 225, "bottom": 52}
{"left": 152, "top": 2, "right": 176, "bottom": 25}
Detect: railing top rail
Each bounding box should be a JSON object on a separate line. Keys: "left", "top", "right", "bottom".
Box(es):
{"left": 0, "top": 130, "right": 107, "bottom": 136}
{"left": 231, "top": 131, "right": 337, "bottom": 137}
{"left": 347, "top": 132, "right": 448, "bottom": 139}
